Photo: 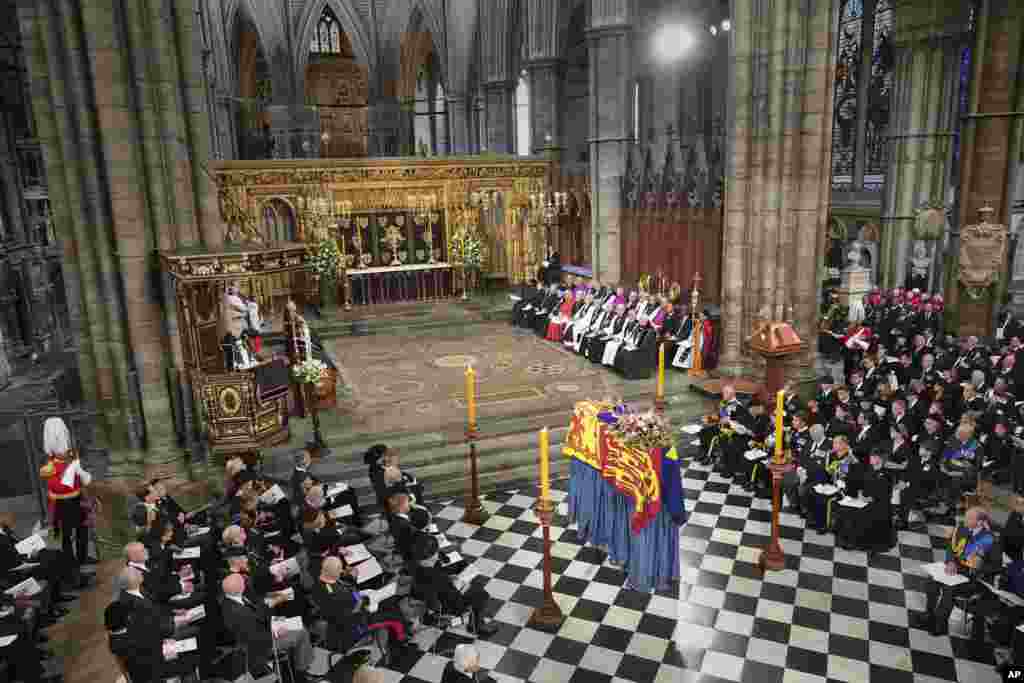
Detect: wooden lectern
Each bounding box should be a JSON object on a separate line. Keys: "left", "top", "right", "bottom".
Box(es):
{"left": 748, "top": 321, "right": 804, "bottom": 572}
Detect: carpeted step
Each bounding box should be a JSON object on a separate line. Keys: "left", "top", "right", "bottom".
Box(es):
{"left": 265, "top": 394, "right": 712, "bottom": 511}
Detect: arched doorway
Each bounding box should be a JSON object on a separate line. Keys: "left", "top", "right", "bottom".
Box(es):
{"left": 262, "top": 198, "right": 298, "bottom": 243}
{"left": 235, "top": 13, "right": 272, "bottom": 159}
{"left": 260, "top": 198, "right": 299, "bottom": 318}
{"left": 305, "top": 6, "right": 369, "bottom": 158}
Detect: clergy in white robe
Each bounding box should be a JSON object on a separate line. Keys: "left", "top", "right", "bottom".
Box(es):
{"left": 564, "top": 295, "right": 597, "bottom": 347}
{"left": 672, "top": 314, "right": 698, "bottom": 369}
{"left": 578, "top": 303, "right": 616, "bottom": 355}
{"left": 602, "top": 311, "right": 639, "bottom": 366}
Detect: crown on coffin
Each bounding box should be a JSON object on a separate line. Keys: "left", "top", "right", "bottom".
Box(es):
{"left": 748, "top": 320, "right": 805, "bottom": 356}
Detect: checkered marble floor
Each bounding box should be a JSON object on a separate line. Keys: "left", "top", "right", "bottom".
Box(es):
{"left": 309, "top": 452, "right": 1006, "bottom": 683}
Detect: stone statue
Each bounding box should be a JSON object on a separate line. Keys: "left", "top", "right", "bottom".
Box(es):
{"left": 846, "top": 240, "right": 864, "bottom": 268}
{"left": 907, "top": 240, "right": 931, "bottom": 291}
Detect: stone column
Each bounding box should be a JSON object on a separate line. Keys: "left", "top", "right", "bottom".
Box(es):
{"left": 719, "top": 0, "right": 836, "bottom": 378}
{"left": 0, "top": 326, "right": 10, "bottom": 390}
{"left": 527, "top": 60, "right": 562, "bottom": 152}
{"left": 587, "top": 8, "right": 633, "bottom": 285}
{"left": 952, "top": 0, "right": 1024, "bottom": 328}
{"left": 18, "top": 0, "right": 220, "bottom": 470}
{"left": 484, "top": 81, "right": 516, "bottom": 154}
{"left": 878, "top": 1, "right": 967, "bottom": 288}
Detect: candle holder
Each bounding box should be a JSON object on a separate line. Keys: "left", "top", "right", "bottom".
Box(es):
{"left": 462, "top": 425, "right": 489, "bottom": 525}
{"left": 758, "top": 454, "right": 795, "bottom": 572}
{"left": 655, "top": 343, "right": 667, "bottom": 413}
{"left": 528, "top": 497, "right": 564, "bottom": 631}
{"left": 304, "top": 382, "right": 327, "bottom": 456}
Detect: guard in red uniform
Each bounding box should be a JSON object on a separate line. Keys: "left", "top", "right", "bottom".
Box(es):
{"left": 38, "top": 418, "right": 92, "bottom": 567}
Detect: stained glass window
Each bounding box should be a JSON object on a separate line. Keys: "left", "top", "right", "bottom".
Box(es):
{"left": 831, "top": 0, "right": 862, "bottom": 190}
{"left": 311, "top": 8, "right": 343, "bottom": 54}
{"left": 863, "top": 0, "right": 894, "bottom": 191}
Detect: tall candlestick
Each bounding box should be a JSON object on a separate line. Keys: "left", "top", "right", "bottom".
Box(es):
{"left": 539, "top": 427, "right": 550, "bottom": 501}
{"left": 775, "top": 390, "right": 785, "bottom": 462}
{"left": 465, "top": 365, "right": 477, "bottom": 429}
{"left": 656, "top": 343, "right": 666, "bottom": 400}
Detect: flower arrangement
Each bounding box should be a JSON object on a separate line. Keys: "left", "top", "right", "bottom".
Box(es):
{"left": 451, "top": 230, "right": 485, "bottom": 270}
{"left": 608, "top": 409, "right": 675, "bottom": 450}
{"left": 463, "top": 233, "right": 484, "bottom": 270}
{"left": 310, "top": 238, "right": 343, "bottom": 281}
{"left": 292, "top": 358, "right": 327, "bottom": 385}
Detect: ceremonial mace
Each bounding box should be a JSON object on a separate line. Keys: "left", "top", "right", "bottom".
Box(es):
{"left": 462, "top": 365, "right": 489, "bottom": 525}
{"left": 528, "top": 427, "right": 564, "bottom": 630}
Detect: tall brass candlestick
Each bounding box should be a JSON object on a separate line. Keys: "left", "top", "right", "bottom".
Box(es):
{"left": 529, "top": 427, "right": 564, "bottom": 631}
{"left": 655, "top": 343, "right": 666, "bottom": 412}
{"left": 461, "top": 364, "right": 487, "bottom": 525}
{"left": 465, "top": 365, "right": 477, "bottom": 429}
{"left": 759, "top": 389, "right": 793, "bottom": 572}
{"left": 774, "top": 390, "right": 784, "bottom": 463}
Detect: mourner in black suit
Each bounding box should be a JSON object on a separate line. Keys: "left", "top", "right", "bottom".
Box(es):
{"left": 310, "top": 557, "right": 419, "bottom": 660}
{"left": 0, "top": 514, "right": 71, "bottom": 612}
{"left": 219, "top": 573, "right": 312, "bottom": 681}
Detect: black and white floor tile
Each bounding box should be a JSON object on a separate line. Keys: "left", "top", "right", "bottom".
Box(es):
{"left": 311, "top": 456, "right": 1005, "bottom": 683}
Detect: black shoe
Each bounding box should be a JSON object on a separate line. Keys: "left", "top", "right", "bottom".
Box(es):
{"left": 54, "top": 594, "right": 75, "bottom": 604}
{"left": 475, "top": 619, "right": 499, "bottom": 637}
{"left": 48, "top": 606, "right": 69, "bottom": 619}
{"left": 910, "top": 610, "right": 938, "bottom": 633}
{"left": 79, "top": 556, "right": 98, "bottom": 566}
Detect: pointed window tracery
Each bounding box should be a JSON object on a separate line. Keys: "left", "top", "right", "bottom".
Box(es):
{"left": 311, "top": 7, "right": 343, "bottom": 54}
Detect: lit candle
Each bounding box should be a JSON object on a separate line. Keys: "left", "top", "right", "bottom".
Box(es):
{"left": 466, "top": 365, "right": 477, "bottom": 429}
{"left": 656, "top": 343, "right": 666, "bottom": 400}
{"left": 775, "top": 389, "right": 785, "bottom": 462}
{"left": 539, "top": 427, "right": 550, "bottom": 501}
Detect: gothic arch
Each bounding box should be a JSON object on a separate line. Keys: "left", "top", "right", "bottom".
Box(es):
{"left": 557, "top": 0, "right": 589, "bottom": 62}
{"left": 399, "top": 7, "right": 446, "bottom": 101}
{"left": 294, "top": 0, "right": 374, "bottom": 93}
{"left": 225, "top": 0, "right": 284, "bottom": 99}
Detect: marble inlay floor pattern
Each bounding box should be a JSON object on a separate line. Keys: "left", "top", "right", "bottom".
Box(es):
{"left": 331, "top": 324, "right": 646, "bottom": 433}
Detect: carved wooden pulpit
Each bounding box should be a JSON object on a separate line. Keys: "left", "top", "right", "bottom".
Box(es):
{"left": 747, "top": 320, "right": 805, "bottom": 398}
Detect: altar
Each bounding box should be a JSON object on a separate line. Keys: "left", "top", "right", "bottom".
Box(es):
{"left": 348, "top": 262, "right": 454, "bottom": 305}
{"left": 207, "top": 156, "right": 553, "bottom": 308}
{"left": 563, "top": 401, "right": 685, "bottom": 592}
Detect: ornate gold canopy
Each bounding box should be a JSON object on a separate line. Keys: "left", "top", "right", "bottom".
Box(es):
{"left": 208, "top": 156, "right": 551, "bottom": 284}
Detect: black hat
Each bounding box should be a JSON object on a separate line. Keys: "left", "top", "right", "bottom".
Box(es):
{"left": 363, "top": 444, "right": 387, "bottom": 465}
{"left": 409, "top": 506, "right": 431, "bottom": 530}
{"left": 104, "top": 600, "right": 133, "bottom": 631}
{"left": 411, "top": 531, "right": 439, "bottom": 563}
